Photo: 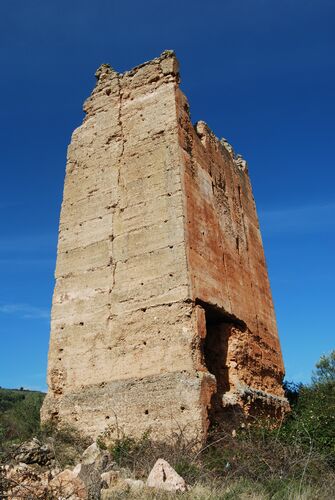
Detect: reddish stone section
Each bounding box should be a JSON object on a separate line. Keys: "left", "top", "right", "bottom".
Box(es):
{"left": 177, "top": 96, "right": 287, "bottom": 417}
{"left": 42, "top": 51, "right": 288, "bottom": 443}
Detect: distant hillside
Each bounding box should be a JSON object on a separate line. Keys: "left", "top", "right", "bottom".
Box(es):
{"left": 0, "top": 388, "right": 45, "bottom": 444}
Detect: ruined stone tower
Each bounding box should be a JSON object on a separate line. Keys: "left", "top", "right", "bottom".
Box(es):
{"left": 42, "top": 51, "right": 287, "bottom": 441}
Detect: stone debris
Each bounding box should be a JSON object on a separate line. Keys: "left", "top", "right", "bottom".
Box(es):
{"left": 49, "top": 468, "right": 88, "bottom": 499}
{"left": 146, "top": 458, "right": 187, "bottom": 492}
{"left": 72, "top": 442, "right": 112, "bottom": 498}
{"left": 1, "top": 441, "right": 187, "bottom": 499}
{"left": 81, "top": 442, "right": 101, "bottom": 465}
{"left": 13, "top": 437, "right": 54, "bottom": 466}
{"left": 73, "top": 462, "right": 82, "bottom": 476}
{"left": 2, "top": 463, "right": 57, "bottom": 499}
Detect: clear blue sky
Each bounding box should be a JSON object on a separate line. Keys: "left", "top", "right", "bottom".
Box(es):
{"left": 0, "top": 0, "right": 334, "bottom": 391}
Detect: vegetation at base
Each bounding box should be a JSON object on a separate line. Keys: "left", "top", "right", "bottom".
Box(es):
{"left": 98, "top": 350, "right": 335, "bottom": 498}
{"left": 0, "top": 388, "right": 45, "bottom": 445}
{"left": 0, "top": 352, "right": 334, "bottom": 498}
{"left": 38, "top": 421, "right": 92, "bottom": 468}
{"left": 280, "top": 350, "right": 335, "bottom": 465}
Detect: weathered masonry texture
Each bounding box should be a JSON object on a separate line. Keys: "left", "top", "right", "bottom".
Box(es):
{"left": 42, "top": 52, "right": 288, "bottom": 440}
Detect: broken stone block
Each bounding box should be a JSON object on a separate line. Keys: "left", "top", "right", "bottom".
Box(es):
{"left": 81, "top": 442, "right": 101, "bottom": 465}
{"left": 14, "top": 437, "right": 54, "bottom": 466}
{"left": 146, "top": 458, "right": 187, "bottom": 492}
{"left": 49, "top": 469, "right": 87, "bottom": 499}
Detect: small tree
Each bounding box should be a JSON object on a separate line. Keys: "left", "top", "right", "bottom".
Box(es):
{"left": 312, "top": 350, "right": 335, "bottom": 385}
{"left": 281, "top": 350, "right": 335, "bottom": 466}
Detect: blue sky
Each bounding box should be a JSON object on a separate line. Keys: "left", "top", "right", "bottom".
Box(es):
{"left": 0, "top": 0, "right": 334, "bottom": 391}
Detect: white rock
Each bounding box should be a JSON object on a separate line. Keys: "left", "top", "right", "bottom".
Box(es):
{"left": 124, "top": 478, "right": 145, "bottom": 490}
{"left": 146, "top": 458, "right": 187, "bottom": 492}
{"left": 81, "top": 442, "right": 101, "bottom": 465}
{"left": 72, "top": 463, "right": 82, "bottom": 476}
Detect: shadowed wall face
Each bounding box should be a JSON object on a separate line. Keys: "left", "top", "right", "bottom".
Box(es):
{"left": 42, "top": 52, "right": 287, "bottom": 441}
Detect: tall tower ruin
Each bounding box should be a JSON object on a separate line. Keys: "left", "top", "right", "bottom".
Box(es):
{"left": 42, "top": 51, "right": 287, "bottom": 441}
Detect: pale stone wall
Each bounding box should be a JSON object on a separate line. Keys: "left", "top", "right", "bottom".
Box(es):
{"left": 42, "top": 52, "right": 214, "bottom": 440}
{"left": 42, "top": 52, "right": 287, "bottom": 441}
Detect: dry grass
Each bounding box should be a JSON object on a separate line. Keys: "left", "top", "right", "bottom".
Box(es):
{"left": 97, "top": 419, "right": 335, "bottom": 500}
{"left": 1, "top": 422, "right": 334, "bottom": 499}
{"left": 99, "top": 480, "right": 334, "bottom": 500}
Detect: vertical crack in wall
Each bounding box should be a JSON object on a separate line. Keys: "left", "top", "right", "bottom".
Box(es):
{"left": 108, "top": 73, "right": 125, "bottom": 320}
{"left": 116, "top": 74, "right": 126, "bottom": 169}
{"left": 219, "top": 236, "right": 233, "bottom": 313}
{"left": 174, "top": 94, "right": 193, "bottom": 303}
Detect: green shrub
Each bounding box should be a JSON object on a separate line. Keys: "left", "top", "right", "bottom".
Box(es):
{"left": 38, "top": 421, "right": 91, "bottom": 468}
{"left": 0, "top": 389, "right": 45, "bottom": 445}
{"left": 0, "top": 352, "right": 334, "bottom": 498}
{"left": 111, "top": 435, "right": 139, "bottom": 465}
{"left": 280, "top": 350, "right": 335, "bottom": 465}
{"left": 312, "top": 350, "right": 335, "bottom": 384}
{"left": 174, "top": 458, "right": 201, "bottom": 483}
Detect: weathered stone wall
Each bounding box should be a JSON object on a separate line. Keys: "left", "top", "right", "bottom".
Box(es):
{"left": 42, "top": 51, "right": 287, "bottom": 441}
{"left": 176, "top": 95, "right": 286, "bottom": 412}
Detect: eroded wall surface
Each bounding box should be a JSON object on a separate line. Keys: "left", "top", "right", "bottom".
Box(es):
{"left": 42, "top": 52, "right": 287, "bottom": 441}
{"left": 42, "top": 52, "right": 213, "bottom": 440}
{"left": 176, "top": 91, "right": 286, "bottom": 412}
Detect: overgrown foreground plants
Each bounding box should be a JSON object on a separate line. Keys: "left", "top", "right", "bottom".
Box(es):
{"left": 0, "top": 352, "right": 334, "bottom": 499}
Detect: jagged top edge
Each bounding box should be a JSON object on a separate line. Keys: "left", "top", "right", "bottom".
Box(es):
{"left": 93, "top": 52, "right": 248, "bottom": 173}
{"left": 195, "top": 121, "right": 248, "bottom": 173}
{"left": 95, "top": 50, "right": 176, "bottom": 79}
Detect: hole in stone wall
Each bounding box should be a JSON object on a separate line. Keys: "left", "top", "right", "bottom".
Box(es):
{"left": 198, "top": 302, "right": 245, "bottom": 425}
{"left": 202, "top": 305, "right": 230, "bottom": 405}
{"left": 144, "top": 409, "right": 149, "bottom": 415}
